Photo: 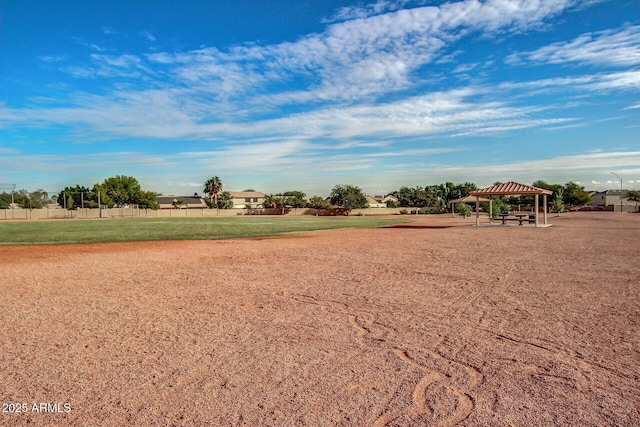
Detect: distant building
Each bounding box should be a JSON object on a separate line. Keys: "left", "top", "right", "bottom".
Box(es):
{"left": 591, "top": 190, "right": 636, "bottom": 212}
{"left": 157, "top": 195, "right": 207, "bottom": 209}
{"left": 229, "top": 191, "right": 265, "bottom": 209}
{"left": 366, "top": 195, "right": 386, "bottom": 208}
{"left": 381, "top": 195, "right": 399, "bottom": 205}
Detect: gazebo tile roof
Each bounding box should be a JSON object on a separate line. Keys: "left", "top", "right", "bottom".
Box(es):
{"left": 470, "top": 181, "right": 553, "bottom": 196}
{"left": 448, "top": 195, "right": 490, "bottom": 205}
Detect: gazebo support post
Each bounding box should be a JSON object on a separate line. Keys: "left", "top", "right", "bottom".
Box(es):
{"left": 489, "top": 196, "right": 493, "bottom": 224}
{"left": 535, "top": 194, "right": 539, "bottom": 227}
{"left": 543, "top": 194, "right": 548, "bottom": 225}
{"left": 475, "top": 198, "right": 480, "bottom": 226}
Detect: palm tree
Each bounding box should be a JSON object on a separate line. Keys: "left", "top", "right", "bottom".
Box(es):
{"left": 217, "top": 191, "right": 234, "bottom": 209}
{"left": 261, "top": 194, "right": 279, "bottom": 209}
{"left": 203, "top": 176, "right": 223, "bottom": 209}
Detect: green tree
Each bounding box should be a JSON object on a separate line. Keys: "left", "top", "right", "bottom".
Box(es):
{"left": 563, "top": 181, "right": 591, "bottom": 207}
{"left": 531, "top": 180, "right": 563, "bottom": 207}
{"left": 394, "top": 186, "right": 436, "bottom": 207}
{"left": 455, "top": 182, "right": 478, "bottom": 199}
{"left": 280, "top": 191, "right": 307, "bottom": 208}
{"left": 481, "top": 198, "right": 510, "bottom": 218}
{"left": 92, "top": 184, "right": 114, "bottom": 208}
{"left": 57, "top": 185, "right": 95, "bottom": 209}
{"left": 626, "top": 190, "right": 640, "bottom": 212}
{"left": 16, "top": 189, "right": 51, "bottom": 209}
{"left": 65, "top": 194, "right": 75, "bottom": 210}
{"left": 29, "top": 189, "right": 51, "bottom": 209}
{"left": 13, "top": 189, "right": 30, "bottom": 209}
{"left": 216, "top": 191, "right": 234, "bottom": 209}
{"left": 551, "top": 188, "right": 565, "bottom": 215}
{"left": 101, "top": 175, "right": 143, "bottom": 207}
{"left": 138, "top": 191, "right": 160, "bottom": 210}
{"left": 455, "top": 202, "right": 472, "bottom": 218}
{"left": 262, "top": 194, "right": 282, "bottom": 209}
{"left": 307, "top": 196, "right": 332, "bottom": 216}
{"left": 58, "top": 178, "right": 155, "bottom": 210}
{"left": 0, "top": 192, "right": 11, "bottom": 209}
{"left": 203, "top": 176, "right": 223, "bottom": 208}
{"left": 330, "top": 184, "right": 368, "bottom": 214}
{"left": 436, "top": 182, "right": 456, "bottom": 204}
{"left": 425, "top": 185, "right": 445, "bottom": 206}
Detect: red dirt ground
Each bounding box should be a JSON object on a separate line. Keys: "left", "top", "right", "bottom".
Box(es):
{"left": 1, "top": 212, "right": 639, "bottom": 426}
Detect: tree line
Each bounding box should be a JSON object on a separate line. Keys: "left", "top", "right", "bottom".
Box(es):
{"left": 0, "top": 176, "right": 160, "bottom": 210}
{"left": 4, "top": 175, "right": 636, "bottom": 213}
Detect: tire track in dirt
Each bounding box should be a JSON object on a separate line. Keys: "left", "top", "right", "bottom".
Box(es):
{"left": 274, "top": 291, "right": 484, "bottom": 426}
{"left": 475, "top": 262, "right": 640, "bottom": 401}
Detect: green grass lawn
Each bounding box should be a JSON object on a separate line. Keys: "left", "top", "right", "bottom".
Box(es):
{"left": 0, "top": 216, "right": 405, "bottom": 245}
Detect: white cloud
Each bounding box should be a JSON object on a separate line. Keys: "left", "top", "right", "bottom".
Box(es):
{"left": 508, "top": 25, "right": 640, "bottom": 67}
{"left": 102, "top": 26, "right": 115, "bottom": 35}
{"left": 140, "top": 31, "right": 156, "bottom": 42}
{"left": 37, "top": 55, "right": 66, "bottom": 63}
{"left": 133, "top": 0, "right": 580, "bottom": 107}
{"left": 323, "top": 0, "right": 408, "bottom": 23}
{"left": 499, "top": 70, "right": 640, "bottom": 95}
{"left": 5, "top": 0, "right": 582, "bottom": 143}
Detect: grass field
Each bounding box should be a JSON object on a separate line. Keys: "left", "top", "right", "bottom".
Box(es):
{"left": 0, "top": 216, "right": 405, "bottom": 245}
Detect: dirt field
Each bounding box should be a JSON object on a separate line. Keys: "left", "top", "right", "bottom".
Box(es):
{"left": 1, "top": 212, "right": 639, "bottom": 426}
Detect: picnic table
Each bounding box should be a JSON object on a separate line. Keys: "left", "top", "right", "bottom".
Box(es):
{"left": 514, "top": 213, "right": 528, "bottom": 225}
{"left": 497, "top": 212, "right": 536, "bottom": 225}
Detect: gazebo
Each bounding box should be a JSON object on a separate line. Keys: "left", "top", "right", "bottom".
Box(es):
{"left": 470, "top": 181, "right": 553, "bottom": 227}
{"left": 448, "top": 195, "right": 490, "bottom": 217}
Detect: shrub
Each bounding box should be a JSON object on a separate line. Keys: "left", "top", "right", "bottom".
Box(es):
{"left": 456, "top": 203, "right": 472, "bottom": 217}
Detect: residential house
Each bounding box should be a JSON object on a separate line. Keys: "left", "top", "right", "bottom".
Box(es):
{"left": 381, "top": 194, "right": 399, "bottom": 206}
{"left": 591, "top": 189, "right": 637, "bottom": 212}
{"left": 157, "top": 195, "right": 207, "bottom": 209}
{"left": 366, "top": 195, "right": 386, "bottom": 208}
{"left": 229, "top": 191, "right": 265, "bottom": 209}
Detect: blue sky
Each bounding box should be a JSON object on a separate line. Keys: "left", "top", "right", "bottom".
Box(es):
{"left": 1, "top": 0, "right": 639, "bottom": 196}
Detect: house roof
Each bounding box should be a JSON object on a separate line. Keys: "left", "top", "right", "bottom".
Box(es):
{"left": 471, "top": 181, "right": 553, "bottom": 196}
{"left": 158, "top": 196, "right": 205, "bottom": 203}
{"left": 599, "top": 189, "right": 629, "bottom": 196}
{"left": 229, "top": 191, "right": 265, "bottom": 198}
{"left": 157, "top": 196, "right": 207, "bottom": 208}
{"left": 366, "top": 195, "right": 383, "bottom": 204}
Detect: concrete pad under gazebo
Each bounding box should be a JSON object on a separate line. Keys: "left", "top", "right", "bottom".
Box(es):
{"left": 448, "top": 195, "right": 490, "bottom": 217}
{"left": 470, "top": 181, "right": 554, "bottom": 227}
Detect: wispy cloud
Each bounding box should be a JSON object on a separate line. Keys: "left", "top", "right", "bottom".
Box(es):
{"left": 140, "top": 31, "right": 156, "bottom": 42}
{"left": 322, "top": 0, "right": 409, "bottom": 23}
{"left": 508, "top": 25, "right": 640, "bottom": 67}
{"left": 37, "top": 55, "right": 66, "bottom": 63}
{"left": 101, "top": 26, "right": 119, "bottom": 36}
{"left": 498, "top": 70, "right": 640, "bottom": 95}
{"left": 5, "top": 0, "right": 595, "bottom": 144}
